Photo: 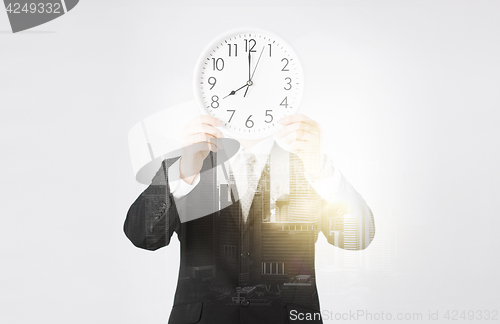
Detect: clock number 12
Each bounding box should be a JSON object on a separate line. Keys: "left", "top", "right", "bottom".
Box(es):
{"left": 245, "top": 39, "right": 256, "bottom": 52}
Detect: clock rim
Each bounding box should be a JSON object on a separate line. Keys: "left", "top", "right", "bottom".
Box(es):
{"left": 193, "top": 27, "right": 304, "bottom": 140}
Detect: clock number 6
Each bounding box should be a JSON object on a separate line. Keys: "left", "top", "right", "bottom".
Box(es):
{"left": 211, "top": 95, "right": 219, "bottom": 108}
{"left": 265, "top": 110, "right": 273, "bottom": 123}
{"left": 246, "top": 115, "right": 254, "bottom": 128}
{"left": 284, "top": 77, "right": 292, "bottom": 90}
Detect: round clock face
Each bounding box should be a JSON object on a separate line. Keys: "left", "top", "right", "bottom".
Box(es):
{"left": 194, "top": 29, "right": 304, "bottom": 140}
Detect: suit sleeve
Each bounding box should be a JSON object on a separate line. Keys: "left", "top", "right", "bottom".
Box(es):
{"left": 318, "top": 170, "right": 375, "bottom": 250}
{"left": 302, "top": 154, "right": 376, "bottom": 250}
{"left": 123, "top": 159, "right": 181, "bottom": 251}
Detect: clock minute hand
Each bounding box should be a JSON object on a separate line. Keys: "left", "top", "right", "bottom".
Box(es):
{"left": 250, "top": 46, "right": 265, "bottom": 80}
{"left": 244, "top": 46, "right": 265, "bottom": 98}
{"left": 223, "top": 83, "right": 249, "bottom": 99}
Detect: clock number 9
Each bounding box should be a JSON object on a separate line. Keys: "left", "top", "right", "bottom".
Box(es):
{"left": 208, "top": 77, "right": 216, "bottom": 90}
{"left": 211, "top": 95, "right": 219, "bottom": 108}
{"left": 284, "top": 77, "right": 292, "bottom": 90}
{"left": 246, "top": 115, "right": 254, "bottom": 128}
{"left": 212, "top": 58, "right": 224, "bottom": 71}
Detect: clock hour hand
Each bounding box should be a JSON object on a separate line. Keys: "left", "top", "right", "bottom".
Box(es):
{"left": 247, "top": 49, "right": 251, "bottom": 81}
{"left": 223, "top": 83, "right": 249, "bottom": 99}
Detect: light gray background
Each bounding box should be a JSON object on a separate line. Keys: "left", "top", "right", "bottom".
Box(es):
{"left": 1, "top": 1, "right": 499, "bottom": 323}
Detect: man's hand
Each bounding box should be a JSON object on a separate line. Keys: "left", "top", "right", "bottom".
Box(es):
{"left": 278, "top": 114, "right": 323, "bottom": 180}
{"left": 180, "top": 116, "right": 223, "bottom": 184}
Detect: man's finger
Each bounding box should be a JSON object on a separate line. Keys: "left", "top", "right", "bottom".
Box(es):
{"left": 186, "top": 115, "right": 221, "bottom": 128}
{"left": 184, "top": 141, "right": 219, "bottom": 154}
{"left": 279, "top": 114, "right": 317, "bottom": 127}
{"left": 184, "top": 133, "right": 220, "bottom": 148}
{"left": 285, "top": 131, "right": 316, "bottom": 145}
{"left": 185, "top": 124, "right": 224, "bottom": 139}
{"left": 278, "top": 121, "right": 317, "bottom": 139}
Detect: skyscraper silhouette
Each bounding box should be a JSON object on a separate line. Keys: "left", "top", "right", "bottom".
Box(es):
{"left": 289, "top": 154, "right": 321, "bottom": 223}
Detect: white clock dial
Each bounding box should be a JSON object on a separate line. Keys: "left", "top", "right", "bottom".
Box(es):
{"left": 194, "top": 29, "right": 304, "bottom": 140}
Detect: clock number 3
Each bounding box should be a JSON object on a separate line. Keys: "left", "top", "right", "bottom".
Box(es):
{"left": 284, "top": 77, "right": 292, "bottom": 90}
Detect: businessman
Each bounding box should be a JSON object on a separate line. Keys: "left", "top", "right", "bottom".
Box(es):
{"left": 124, "top": 114, "right": 375, "bottom": 324}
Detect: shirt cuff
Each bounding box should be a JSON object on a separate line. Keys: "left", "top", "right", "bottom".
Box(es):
{"left": 168, "top": 159, "right": 200, "bottom": 200}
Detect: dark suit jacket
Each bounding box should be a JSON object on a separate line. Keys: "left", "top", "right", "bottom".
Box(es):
{"left": 124, "top": 143, "right": 374, "bottom": 324}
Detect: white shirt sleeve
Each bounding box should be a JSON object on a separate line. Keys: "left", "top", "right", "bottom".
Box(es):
{"left": 168, "top": 159, "right": 200, "bottom": 200}
{"left": 304, "top": 154, "right": 342, "bottom": 201}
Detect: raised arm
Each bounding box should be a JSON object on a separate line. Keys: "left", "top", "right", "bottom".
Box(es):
{"left": 124, "top": 115, "right": 223, "bottom": 249}
{"left": 279, "top": 114, "right": 375, "bottom": 250}
{"left": 124, "top": 159, "right": 181, "bottom": 250}
{"left": 318, "top": 168, "right": 375, "bottom": 250}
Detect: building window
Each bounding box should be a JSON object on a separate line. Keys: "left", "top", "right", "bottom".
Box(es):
{"left": 281, "top": 224, "right": 313, "bottom": 231}
{"left": 223, "top": 245, "right": 237, "bottom": 258}
{"left": 262, "top": 262, "right": 285, "bottom": 275}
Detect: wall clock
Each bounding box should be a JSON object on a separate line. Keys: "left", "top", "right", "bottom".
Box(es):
{"left": 194, "top": 28, "right": 304, "bottom": 140}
